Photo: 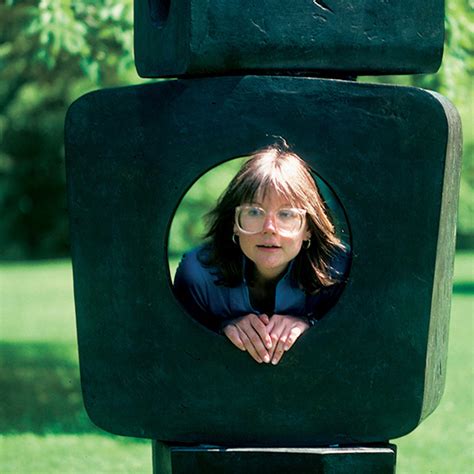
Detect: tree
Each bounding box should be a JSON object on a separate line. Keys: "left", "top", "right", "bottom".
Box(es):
{"left": 0, "top": 0, "right": 141, "bottom": 258}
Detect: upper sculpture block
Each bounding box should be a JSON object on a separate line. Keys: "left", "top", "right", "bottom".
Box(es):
{"left": 134, "top": 0, "right": 444, "bottom": 78}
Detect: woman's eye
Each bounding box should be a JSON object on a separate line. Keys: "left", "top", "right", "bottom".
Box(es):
{"left": 278, "top": 210, "right": 295, "bottom": 220}
{"left": 247, "top": 207, "right": 263, "bottom": 217}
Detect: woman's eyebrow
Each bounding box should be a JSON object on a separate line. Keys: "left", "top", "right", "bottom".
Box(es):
{"left": 245, "top": 202, "right": 295, "bottom": 209}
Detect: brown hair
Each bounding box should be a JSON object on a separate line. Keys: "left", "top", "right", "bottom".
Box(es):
{"left": 201, "top": 142, "right": 346, "bottom": 294}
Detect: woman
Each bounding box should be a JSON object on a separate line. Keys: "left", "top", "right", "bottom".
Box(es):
{"left": 173, "top": 142, "right": 350, "bottom": 365}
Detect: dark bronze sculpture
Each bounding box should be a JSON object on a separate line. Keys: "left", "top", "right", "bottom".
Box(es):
{"left": 134, "top": 0, "right": 445, "bottom": 77}
{"left": 65, "top": 1, "right": 462, "bottom": 472}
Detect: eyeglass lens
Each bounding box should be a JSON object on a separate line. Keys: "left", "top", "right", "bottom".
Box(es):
{"left": 237, "top": 206, "right": 304, "bottom": 234}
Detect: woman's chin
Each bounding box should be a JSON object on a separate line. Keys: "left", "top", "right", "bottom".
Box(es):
{"left": 254, "top": 259, "right": 289, "bottom": 280}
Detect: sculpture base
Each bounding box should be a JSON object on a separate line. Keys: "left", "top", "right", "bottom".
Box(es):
{"left": 152, "top": 442, "right": 397, "bottom": 474}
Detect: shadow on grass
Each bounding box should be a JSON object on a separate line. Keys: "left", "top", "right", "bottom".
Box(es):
{"left": 453, "top": 282, "right": 474, "bottom": 294}
{"left": 0, "top": 342, "right": 100, "bottom": 434}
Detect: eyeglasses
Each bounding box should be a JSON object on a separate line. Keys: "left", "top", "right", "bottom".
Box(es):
{"left": 235, "top": 205, "right": 306, "bottom": 236}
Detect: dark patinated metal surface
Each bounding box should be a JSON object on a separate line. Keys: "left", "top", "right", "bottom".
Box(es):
{"left": 134, "top": 0, "right": 445, "bottom": 77}
{"left": 65, "top": 76, "right": 461, "bottom": 446}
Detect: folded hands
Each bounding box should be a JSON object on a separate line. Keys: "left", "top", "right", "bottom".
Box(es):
{"left": 223, "top": 313, "right": 310, "bottom": 365}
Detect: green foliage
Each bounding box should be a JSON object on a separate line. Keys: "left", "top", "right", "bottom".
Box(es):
{"left": 442, "top": 0, "right": 474, "bottom": 100}
{"left": 168, "top": 157, "right": 246, "bottom": 259}
{"left": 458, "top": 141, "right": 474, "bottom": 239}
{"left": 0, "top": 0, "right": 142, "bottom": 258}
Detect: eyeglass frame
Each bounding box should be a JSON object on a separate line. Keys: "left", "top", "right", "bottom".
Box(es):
{"left": 234, "top": 204, "right": 307, "bottom": 236}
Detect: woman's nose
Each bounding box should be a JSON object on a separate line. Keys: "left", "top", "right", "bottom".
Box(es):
{"left": 262, "top": 214, "right": 277, "bottom": 233}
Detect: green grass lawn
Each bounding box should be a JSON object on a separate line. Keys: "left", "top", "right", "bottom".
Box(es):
{"left": 1, "top": 253, "right": 473, "bottom": 473}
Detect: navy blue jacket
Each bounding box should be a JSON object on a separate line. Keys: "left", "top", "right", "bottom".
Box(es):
{"left": 173, "top": 245, "right": 350, "bottom": 332}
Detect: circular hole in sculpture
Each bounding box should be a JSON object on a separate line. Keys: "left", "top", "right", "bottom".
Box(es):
{"left": 168, "top": 152, "right": 351, "bottom": 333}
{"left": 148, "top": 0, "right": 171, "bottom": 28}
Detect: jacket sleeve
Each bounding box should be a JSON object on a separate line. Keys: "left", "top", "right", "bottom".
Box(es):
{"left": 306, "top": 245, "right": 352, "bottom": 322}
{"left": 173, "top": 252, "right": 222, "bottom": 332}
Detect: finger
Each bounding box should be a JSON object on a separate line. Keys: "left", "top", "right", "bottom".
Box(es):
{"left": 267, "top": 314, "right": 286, "bottom": 334}
{"left": 268, "top": 317, "right": 286, "bottom": 348}
{"left": 236, "top": 326, "right": 265, "bottom": 363}
{"left": 272, "top": 329, "right": 291, "bottom": 365}
{"left": 284, "top": 326, "right": 303, "bottom": 351}
{"left": 249, "top": 315, "right": 272, "bottom": 350}
{"left": 268, "top": 325, "right": 284, "bottom": 359}
{"left": 237, "top": 316, "right": 271, "bottom": 362}
{"left": 259, "top": 314, "right": 270, "bottom": 325}
{"left": 223, "top": 325, "right": 246, "bottom": 351}
{"left": 265, "top": 318, "right": 275, "bottom": 334}
{"left": 247, "top": 327, "right": 271, "bottom": 363}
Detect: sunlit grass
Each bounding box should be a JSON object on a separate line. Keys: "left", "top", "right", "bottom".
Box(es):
{"left": 396, "top": 294, "right": 474, "bottom": 473}
{"left": 0, "top": 434, "right": 151, "bottom": 473}
{"left": 0, "top": 260, "right": 76, "bottom": 342}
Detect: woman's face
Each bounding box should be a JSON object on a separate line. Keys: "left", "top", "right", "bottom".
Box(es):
{"left": 234, "top": 188, "right": 310, "bottom": 282}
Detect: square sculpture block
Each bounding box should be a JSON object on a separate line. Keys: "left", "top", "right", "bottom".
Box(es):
{"left": 134, "top": 0, "right": 444, "bottom": 77}
{"left": 65, "top": 76, "right": 461, "bottom": 445}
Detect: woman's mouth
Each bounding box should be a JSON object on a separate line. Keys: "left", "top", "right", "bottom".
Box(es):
{"left": 257, "top": 244, "right": 281, "bottom": 250}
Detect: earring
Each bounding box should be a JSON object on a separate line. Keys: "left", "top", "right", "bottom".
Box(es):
{"left": 304, "top": 239, "right": 311, "bottom": 249}
{"left": 232, "top": 234, "right": 238, "bottom": 245}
